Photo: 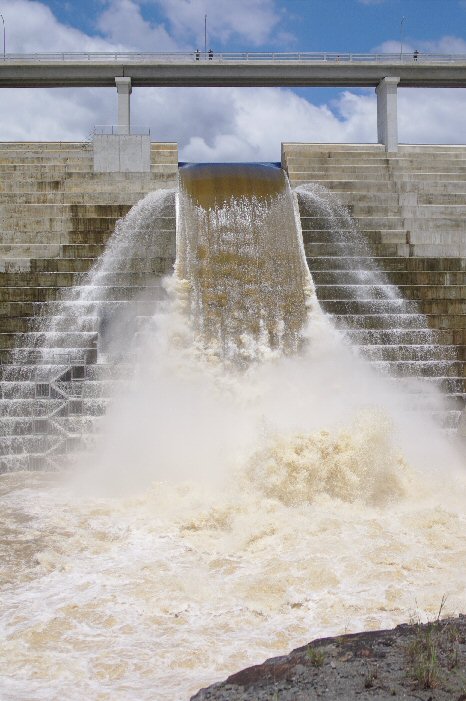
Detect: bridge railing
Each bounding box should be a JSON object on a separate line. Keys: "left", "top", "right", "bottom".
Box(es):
{"left": 93, "top": 125, "right": 151, "bottom": 136}
{"left": 2, "top": 51, "right": 466, "bottom": 63}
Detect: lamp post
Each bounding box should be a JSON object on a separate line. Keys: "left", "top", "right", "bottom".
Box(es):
{"left": 204, "top": 14, "right": 207, "bottom": 57}
{"left": 0, "top": 13, "right": 5, "bottom": 60}
{"left": 400, "top": 16, "right": 406, "bottom": 62}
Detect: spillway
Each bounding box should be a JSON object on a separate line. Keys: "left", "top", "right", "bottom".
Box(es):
{"left": 177, "top": 163, "right": 313, "bottom": 363}
{"left": 0, "top": 162, "right": 465, "bottom": 701}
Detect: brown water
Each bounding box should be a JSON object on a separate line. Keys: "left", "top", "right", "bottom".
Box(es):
{"left": 177, "top": 164, "right": 314, "bottom": 365}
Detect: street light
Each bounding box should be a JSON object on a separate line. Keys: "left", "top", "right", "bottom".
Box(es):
{"left": 400, "top": 16, "right": 406, "bottom": 62}
{"left": 204, "top": 14, "right": 207, "bottom": 57}
{"left": 0, "top": 13, "right": 5, "bottom": 60}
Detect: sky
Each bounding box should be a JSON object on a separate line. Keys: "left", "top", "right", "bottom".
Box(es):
{"left": 1, "top": 0, "right": 466, "bottom": 161}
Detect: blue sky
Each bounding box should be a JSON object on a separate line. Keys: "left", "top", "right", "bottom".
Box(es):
{"left": 40, "top": 0, "right": 466, "bottom": 53}
{"left": 1, "top": 0, "right": 466, "bottom": 160}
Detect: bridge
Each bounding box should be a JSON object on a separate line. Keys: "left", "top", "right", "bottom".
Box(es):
{"left": 2, "top": 52, "right": 466, "bottom": 150}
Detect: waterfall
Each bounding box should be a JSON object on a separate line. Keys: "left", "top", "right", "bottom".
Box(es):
{"left": 296, "top": 182, "right": 463, "bottom": 429}
{"left": 177, "top": 163, "right": 315, "bottom": 365}
{"left": 0, "top": 189, "right": 176, "bottom": 471}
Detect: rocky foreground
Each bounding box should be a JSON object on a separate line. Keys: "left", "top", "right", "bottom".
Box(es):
{"left": 191, "top": 615, "right": 466, "bottom": 701}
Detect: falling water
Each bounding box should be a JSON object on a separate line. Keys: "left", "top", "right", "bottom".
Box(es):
{"left": 296, "top": 182, "right": 463, "bottom": 429}
{"left": 177, "top": 164, "right": 314, "bottom": 364}
{"left": 0, "top": 165, "right": 465, "bottom": 701}
{"left": 0, "top": 189, "right": 176, "bottom": 471}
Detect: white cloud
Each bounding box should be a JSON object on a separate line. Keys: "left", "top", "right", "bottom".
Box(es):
{"left": 96, "top": 0, "right": 183, "bottom": 52}
{"left": 399, "top": 88, "right": 466, "bottom": 144}
{"left": 110, "top": 86, "right": 377, "bottom": 161}
{"left": 1, "top": 0, "right": 117, "bottom": 52}
{"left": 153, "top": 0, "right": 283, "bottom": 47}
{"left": 374, "top": 35, "right": 466, "bottom": 56}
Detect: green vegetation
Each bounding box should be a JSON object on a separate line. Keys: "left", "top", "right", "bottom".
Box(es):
{"left": 306, "top": 645, "right": 325, "bottom": 667}
{"left": 405, "top": 596, "right": 464, "bottom": 690}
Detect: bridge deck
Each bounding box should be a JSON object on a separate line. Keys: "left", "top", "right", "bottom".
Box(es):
{"left": 1, "top": 53, "right": 466, "bottom": 89}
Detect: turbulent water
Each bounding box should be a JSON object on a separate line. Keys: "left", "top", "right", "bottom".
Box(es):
{"left": 1, "top": 165, "right": 465, "bottom": 701}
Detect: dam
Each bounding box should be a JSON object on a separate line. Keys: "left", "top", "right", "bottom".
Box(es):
{"left": 0, "top": 142, "right": 465, "bottom": 701}
{"left": 0, "top": 139, "right": 464, "bottom": 471}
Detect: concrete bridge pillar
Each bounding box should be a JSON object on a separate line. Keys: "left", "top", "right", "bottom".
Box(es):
{"left": 115, "top": 77, "right": 132, "bottom": 134}
{"left": 376, "top": 77, "right": 400, "bottom": 152}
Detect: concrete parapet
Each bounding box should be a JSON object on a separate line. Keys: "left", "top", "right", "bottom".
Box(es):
{"left": 93, "top": 134, "right": 151, "bottom": 173}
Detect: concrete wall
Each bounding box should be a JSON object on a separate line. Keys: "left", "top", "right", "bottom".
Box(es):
{"left": 93, "top": 134, "right": 151, "bottom": 173}
{"left": 0, "top": 141, "right": 178, "bottom": 359}
{"left": 282, "top": 142, "right": 465, "bottom": 423}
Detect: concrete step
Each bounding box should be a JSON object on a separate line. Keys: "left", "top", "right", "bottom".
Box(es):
{"left": 386, "top": 375, "right": 464, "bottom": 394}
{"left": 0, "top": 271, "right": 167, "bottom": 288}
{"left": 0, "top": 330, "right": 98, "bottom": 347}
{"left": 0, "top": 244, "right": 62, "bottom": 259}
{"left": 305, "top": 242, "right": 410, "bottom": 257}
{"left": 1, "top": 344, "right": 98, "bottom": 363}
{"left": 328, "top": 297, "right": 465, "bottom": 315}
{"left": 0, "top": 231, "right": 113, "bottom": 246}
{"left": 331, "top": 313, "right": 429, "bottom": 329}
{"left": 315, "top": 283, "right": 465, "bottom": 302}
{"left": 0, "top": 316, "right": 94, "bottom": 333}
{"left": 0, "top": 415, "right": 103, "bottom": 438}
{"left": 291, "top": 173, "right": 392, "bottom": 183}
{"left": 0, "top": 192, "right": 156, "bottom": 205}
{"left": 399, "top": 285, "right": 466, "bottom": 301}
{"left": 418, "top": 193, "right": 466, "bottom": 204}
{"left": 0, "top": 434, "right": 62, "bottom": 454}
{"left": 407, "top": 231, "right": 466, "bottom": 246}
{"left": 360, "top": 345, "right": 460, "bottom": 362}
{"left": 303, "top": 229, "right": 408, "bottom": 245}
{"left": 288, "top": 156, "right": 466, "bottom": 169}
{"left": 312, "top": 270, "right": 466, "bottom": 286}
{"left": 0, "top": 204, "right": 144, "bottom": 217}
{"left": 306, "top": 256, "right": 466, "bottom": 272}
{"left": 0, "top": 283, "right": 165, "bottom": 302}
{"left": 369, "top": 360, "right": 464, "bottom": 379}
{"left": 61, "top": 244, "right": 105, "bottom": 258}
{"left": 332, "top": 312, "right": 465, "bottom": 331}
{"left": 0, "top": 217, "right": 118, "bottom": 232}
{"left": 350, "top": 204, "right": 466, "bottom": 218}
{"left": 288, "top": 165, "right": 392, "bottom": 175}
{"left": 294, "top": 179, "right": 398, "bottom": 192}
{"left": 0, "top": 362, "right": 133, "bottom": 383}
{"left": 315, "top": 284, "right": 402, "bottom": 301}
{"left": 409, "top": 243, "right": 466, "bottom": 258}
{"left": 345, "top": 328, "right": 465, "bottom": 346}
{"left": 30, "top": 256, "right": 174, "bottom": 274}
{"left": 321, "top": 299, "right": 420, "bottom": 315}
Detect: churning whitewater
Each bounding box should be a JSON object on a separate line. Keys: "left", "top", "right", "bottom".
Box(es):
{"left": 0, "top": 165, "right": 465, "bottom": 701}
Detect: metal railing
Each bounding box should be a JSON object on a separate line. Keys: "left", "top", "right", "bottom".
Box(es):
{"left": 94, "top": 125, "right": 150, "bottom": 136}
{"left": 1, "top": 51, "right": 466, "bottom": 64}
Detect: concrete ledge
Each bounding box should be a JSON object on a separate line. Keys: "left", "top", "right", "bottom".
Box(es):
{"left": 93, "top": 135, "right": 151, "bottom": 173}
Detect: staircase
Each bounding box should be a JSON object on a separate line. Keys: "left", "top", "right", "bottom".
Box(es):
{"left": 0, "top": 142, "right": 178, "bottom": 471}
{"left": 282, "top": 143, "right": 465, "bottom": 431}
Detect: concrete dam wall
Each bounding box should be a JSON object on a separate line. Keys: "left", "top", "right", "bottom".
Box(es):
{"left": 283, "top": 143, "right": 465, "bottom": 419}
{"left": 0, "top": 141, "right": 464, "bottom": 469}
{"left": 0, "top": 142, "right": 178, "bottom": 359}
